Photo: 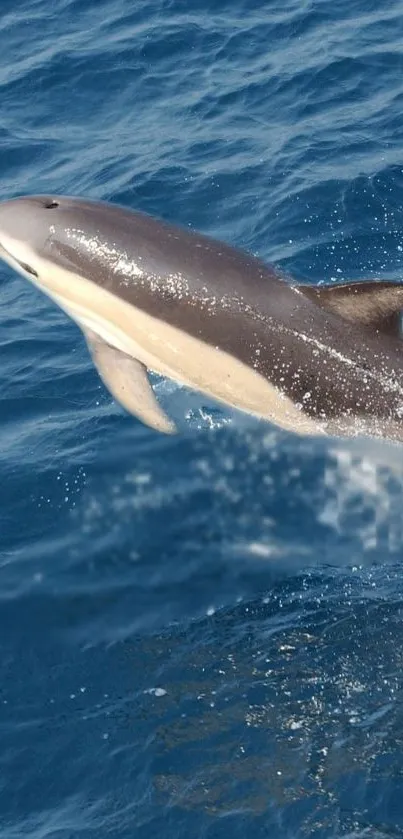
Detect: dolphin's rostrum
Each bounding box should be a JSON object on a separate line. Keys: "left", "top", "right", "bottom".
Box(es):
{"left": 1, "top": 194, "right": 403, "bottom": 443}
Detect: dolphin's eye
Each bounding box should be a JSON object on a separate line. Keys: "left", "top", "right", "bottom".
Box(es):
{"left": 20, "top": 261, "right": 38, "bottom": 278}
{"left": 44, "top": 201, "right": 59, "bottom": 209}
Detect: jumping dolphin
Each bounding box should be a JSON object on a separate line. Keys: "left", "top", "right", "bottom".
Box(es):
{"left": 1, "top": 194, "right": 403, "bottom": 442}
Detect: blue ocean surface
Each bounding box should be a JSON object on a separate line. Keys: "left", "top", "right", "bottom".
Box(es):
{"left": 1, "top": 0, "right": 403, "bottom": 836}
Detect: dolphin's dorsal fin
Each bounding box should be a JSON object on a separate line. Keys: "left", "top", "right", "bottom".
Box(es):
{"left": 83, "top": 329, "right": 176, "bottom": 434}
{"left": 300, "top": 281, "right": 403, "bottom": 338}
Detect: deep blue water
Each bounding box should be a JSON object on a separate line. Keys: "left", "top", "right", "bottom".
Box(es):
{"left": 1, "top": 0, "right": 403, "bottom": 836}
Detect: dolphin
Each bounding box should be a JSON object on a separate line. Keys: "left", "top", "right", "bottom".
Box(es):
{"left": 0, "top": 194, "right": 403, "bottom": 442}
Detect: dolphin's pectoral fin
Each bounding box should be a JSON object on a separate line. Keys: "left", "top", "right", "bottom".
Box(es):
{"left": 83, "top": 328, "right": 176, "bottom": 434}
{"left": 301, "top": 281, "right": 403, "bottom": 339}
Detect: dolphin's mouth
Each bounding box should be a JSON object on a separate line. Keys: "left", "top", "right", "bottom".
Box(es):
{"left": 0, "top": 241, "right": 38, "bottom": 278}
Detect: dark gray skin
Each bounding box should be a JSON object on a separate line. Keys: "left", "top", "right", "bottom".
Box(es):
{"left": 1, "top": 194, "right": 403, "bottom": 440}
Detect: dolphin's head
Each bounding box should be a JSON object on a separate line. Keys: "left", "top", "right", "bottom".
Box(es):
{"left": 0, "top": 195, "right": 138, "bottom": 290}
{"left": 0, "top": 195, "right": 63, "bottom": 281}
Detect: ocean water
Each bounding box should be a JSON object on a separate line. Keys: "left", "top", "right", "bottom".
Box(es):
{"left": 1, "top": 0, "right": 403, "bottom": 836}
